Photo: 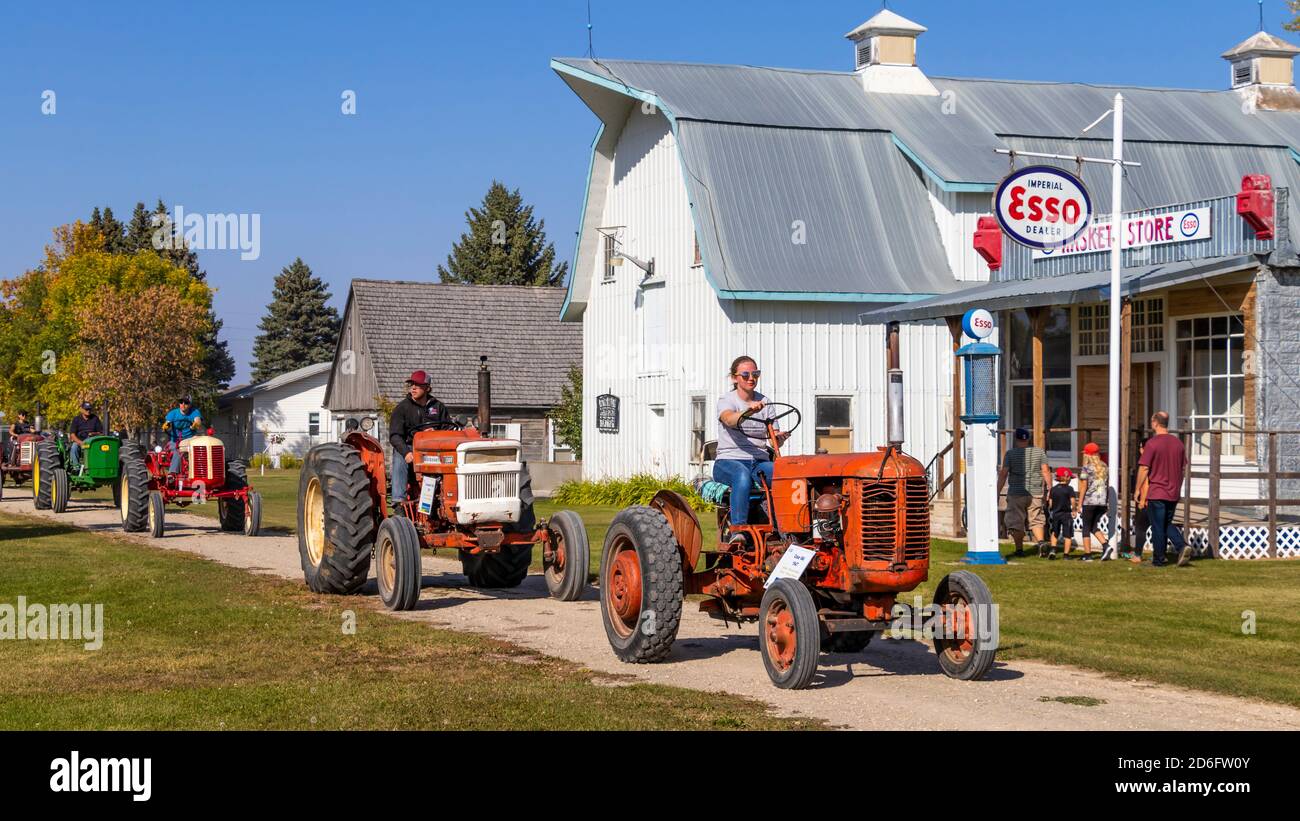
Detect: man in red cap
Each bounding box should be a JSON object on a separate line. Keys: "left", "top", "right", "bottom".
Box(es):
{"left": 388, "top": 370, "right": 453, "bottom": 505}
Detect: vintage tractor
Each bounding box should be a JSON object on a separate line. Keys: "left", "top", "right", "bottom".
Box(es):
{"left": 598, "top": 387, "right": 998, "bottom": 690}
{"left": 296, "top": 364, "right": 589, "bottom": 611}
{"left": 0, "top": 431, "right": 47, "bottom": 499}
{"left": 31, "top": 431, "right": 124, "bottom": 513}
{"left": 117, "top": 427, "right": 262, "bottom": 538}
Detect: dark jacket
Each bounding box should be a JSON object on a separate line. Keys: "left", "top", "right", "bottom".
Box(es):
{"left": 70, "top": 413, "right": 104, "bottom": 443}
{"left": 389, "top": 395, "right": 453, "bottom": 456}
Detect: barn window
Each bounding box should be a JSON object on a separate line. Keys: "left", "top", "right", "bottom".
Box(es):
{"left": 815, "top": 397, "right": 852, "bottom": 454}
{"left": 689, "top": 396, "right": 706, "bottom": 463}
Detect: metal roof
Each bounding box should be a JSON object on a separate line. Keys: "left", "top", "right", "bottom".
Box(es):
{"left": 861, "top": 255, "right": 1260, "bottom": 324}
{"left": 220, "top": 361, "right": 330, "bottom": 403}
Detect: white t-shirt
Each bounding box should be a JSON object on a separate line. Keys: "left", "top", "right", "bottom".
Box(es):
{"left": 716, "top": 390, "right": 777, "bottom": 461}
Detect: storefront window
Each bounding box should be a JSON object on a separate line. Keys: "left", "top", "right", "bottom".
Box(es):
{"left": 1007, "top": 308, "right": 1070, "bottom": 380}
{"left": 1011, "top": 384, "right": 1072, "bottom": 453}
{"left": 1176, "top": 314, "right": 1245, "bottom": 457}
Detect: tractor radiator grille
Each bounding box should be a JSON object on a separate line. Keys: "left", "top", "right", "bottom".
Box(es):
{"left": 189, "top": 446, "right": 225, "bottom": 485}
{"left": 855, "top": 477, "right": 930, "bottom": 564}
{"left": 19, "top": 442, "right": 33, "bottom": 466}
{"left": 460, "top": 471, "right": 518, "bottom": 501}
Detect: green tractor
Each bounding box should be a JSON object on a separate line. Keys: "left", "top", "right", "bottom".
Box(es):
{"left": 32, "top": 432, "right": 124, "bottom": 514}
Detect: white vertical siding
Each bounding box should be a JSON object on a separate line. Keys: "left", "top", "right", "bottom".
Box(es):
{"left": 579, "top": 107, "right": 958, "bottom": 481}
{"left": 925, "top": 179, "right": 995, "bottom": 283}
{"left": 249, "top": 370, "right": 334, "bottom": 458}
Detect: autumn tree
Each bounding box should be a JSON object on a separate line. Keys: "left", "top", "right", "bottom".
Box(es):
{"left": 78, "top": 286, "right": 207, "bottom": 435}
{"left": 437, "top": 181, "right": 568, "bottom": 286}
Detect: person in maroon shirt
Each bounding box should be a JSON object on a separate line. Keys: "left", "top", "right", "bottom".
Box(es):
{"left": 1136, "top": 411, "right": 1192, "bottom": 567}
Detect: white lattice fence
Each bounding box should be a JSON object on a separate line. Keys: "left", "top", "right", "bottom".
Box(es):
{"left": 1065, "top": 511, "right": 1299, "bottom": 560}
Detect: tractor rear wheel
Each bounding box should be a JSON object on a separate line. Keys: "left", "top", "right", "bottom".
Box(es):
{"left": 543, "top": 509, "right": 589, "bottom": 602}
{"left": 297, "top": 443, "right": 376, "bottom": 595}
{"left": 218, "top": 461, "right": 249, "bottom": 531}
{"left": 760, "top": 579, "right": 821, "bottom": 690}
{"left": 933, "top": 570, "right": 998, "bottom": 681}
{"left": 461, "top": 543, "right": 531, "bottom": 589}
{"left": 375, "top": 516, "right": 422, "bottom": 611}
{"left": 146, "top": 490, "right": 165, "bottom": 538}
{"left": 50, "top": 468, "right": 69, "bottom": 514}
{"left": 599, "top": 506, "right": 683, "bottom": 663}
{"left": 119, "top": 443, "right": 151, "bottom": 533}
{"left": 33, "top": 441, "right": 62, "bottom": 510}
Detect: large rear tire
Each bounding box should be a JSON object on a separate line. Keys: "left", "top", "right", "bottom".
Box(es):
{"left": 119, "top": 443, "right": 151, "bottom": 533}
{"left": 760, "top": 579, "right": 821, "bottom": 690}
{"left": 50, "top": 468, "right": 69, "bottom": 514}
{"left": 33, "top": 441, "right": 62, "bottom": 510}
{"left": 543, "top": 509, "right": 589, "bottom": 602}
{"left": 297, "top": 443, "right": 376, "bottom": 595}
{"left": 461, "top": 543, "right": 531, "bottom": 589}
{"left": 218, "top": 461, "right": 248, "bottom": 531}
{"left": 823, "top": 630, "right": 873, "bottom": 654}
{"left": 599, "top": 506, "right": 683, "bottom": 664}
{"left": 933, "top": 570, "right": 998, "bottom": 681}
{"left": 375, "top": 516, "right": 422, "bottom": 611}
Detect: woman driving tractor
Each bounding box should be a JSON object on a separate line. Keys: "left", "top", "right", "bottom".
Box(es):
{"left": 714, "top": 356, "right": 790, "bottom": 545}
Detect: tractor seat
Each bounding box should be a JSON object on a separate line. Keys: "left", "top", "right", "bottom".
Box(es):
{"left": 695, "top": 479, "right": 767, "bottom": 504}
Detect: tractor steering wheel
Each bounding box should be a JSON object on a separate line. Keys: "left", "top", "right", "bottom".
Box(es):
{"left": 731, "top": 402, "right": 801, "bottom": 442}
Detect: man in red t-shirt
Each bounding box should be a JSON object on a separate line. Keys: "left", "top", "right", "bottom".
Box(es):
{"left": 1136, "top": 411, "right": 1191, "bottom": 567}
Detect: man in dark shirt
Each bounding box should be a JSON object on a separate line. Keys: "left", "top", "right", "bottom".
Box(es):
{"left": 69, "top": 402, "right": 104, "bottom": 472}
{"left": 388, "top": 370, "right": 453, "bottom": 504}
{"left": 1136, "top": 411, "right": 1191, "bottom": 568}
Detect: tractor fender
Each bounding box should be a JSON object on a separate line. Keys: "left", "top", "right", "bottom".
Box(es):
{"left": 343, "top": 431, "right": 388, "bottom": 509}
{"left": 649, "top": 490, "right": 703, "bottom": 572}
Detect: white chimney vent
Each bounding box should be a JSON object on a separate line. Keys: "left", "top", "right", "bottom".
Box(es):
{"left": 845, "top": 9, "right": 938, "bottom": 96}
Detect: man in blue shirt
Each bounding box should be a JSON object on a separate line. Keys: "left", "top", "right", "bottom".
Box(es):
{"left": 162, "top": 396, "right": 205, "bottom": 474}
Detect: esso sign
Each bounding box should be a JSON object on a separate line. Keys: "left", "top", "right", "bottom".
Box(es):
{"left": 962, "top": 308, "right": 995, "bottom": 340}
{"left": 994, "top": 165, "right": 1093, "bottom": 250}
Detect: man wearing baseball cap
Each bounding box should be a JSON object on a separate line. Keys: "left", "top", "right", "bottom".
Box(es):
{"left": 68, "top": 401, "right": 105, "bottom": 474}
{"left": 997, "top": 427, "right": 1053, "bottom": 558}
{"left": 388, "top": 370, "right": 453, "bottom": 505}
{"left": 163, "top": 396, "right": 205, "bottom": 474}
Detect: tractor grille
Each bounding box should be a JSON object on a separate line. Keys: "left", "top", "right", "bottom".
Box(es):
{"left": 19, "top": 441, "right": 33, "bottom": 466}
{"left": 854, "top": 477, "right": 930, "bottom": 564}
{"left": 189, "top": 445, "right": 225, "bottom": 485}
{"left": 460, "top": 471, "right": 518, "bottom": 501}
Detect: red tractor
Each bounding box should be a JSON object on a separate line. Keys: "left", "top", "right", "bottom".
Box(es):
{"left": 0, "top": 431, "right": 47, "bottom": 499}
{"left": 598, "top": 396, "right": 998, "bottom": 690}
{"left": 297, "top": 418, "right": 590, "bottom": 610}
{"left": 117, "top": 429, "right": 262, "bottom": 538}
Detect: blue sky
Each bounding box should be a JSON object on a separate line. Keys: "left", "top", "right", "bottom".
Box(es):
{"left": 0, "top": 0, "right": 1288, "bottom": 384}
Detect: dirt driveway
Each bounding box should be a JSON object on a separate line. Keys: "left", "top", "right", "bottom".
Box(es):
{"left": 7, "top": 488, "right": 1299, "bottom": 730}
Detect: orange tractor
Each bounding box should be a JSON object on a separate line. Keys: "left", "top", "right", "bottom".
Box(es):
{"left": 296, "top": 364, "right": 589, "bottom": 610}
{"left": 599, "top": 386, "right": 997, "bottom": 689}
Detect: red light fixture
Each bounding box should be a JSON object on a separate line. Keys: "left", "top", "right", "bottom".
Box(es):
{"left": 1237, "top": 174, "right": 1274, "bottom": 241}
{"left": 973, "top": 216, "right": 1002, "bottom": 271}
{"left": 206, "top": 427, "right": 215, "bottom": 436}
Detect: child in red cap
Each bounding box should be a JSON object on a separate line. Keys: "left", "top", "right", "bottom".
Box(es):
{"left": 1046, "top": 467, "right": 1077, "bottom": 560}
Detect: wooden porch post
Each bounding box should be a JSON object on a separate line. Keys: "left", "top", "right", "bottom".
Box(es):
{"left": 946, "top": 315, "right": 965, "bottom": 537}
{"left": 1118, "top": 299, "right": 1133, "bottom": 548}
{"left": 1209, "top": 431, "right": 1222, "bottom": 559}
{"left": 1029, "top": 307, "right": 1047, "bottom": 450}
{"left": 1268, "top": 432, "right": 1279, "bottom": 559}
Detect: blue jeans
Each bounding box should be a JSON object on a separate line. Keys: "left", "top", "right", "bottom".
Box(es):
{"left": 70, "top": 442, "right": 84, "bottom": 469}
{"left": 713, "top": 459, "right": 773, "bottom": 526}
{"left": 1147, "top": 498, "right": 1185, "bottom": 565}
{"left": 169, "top": 443, "right": 182, "bottom": 474}
{"left": 391, "top": 450, "right": 410, "bottom": 502}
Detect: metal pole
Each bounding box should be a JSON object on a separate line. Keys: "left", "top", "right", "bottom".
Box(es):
{"left": 1106, "top": 93, "right": 1125, "bottom": 558}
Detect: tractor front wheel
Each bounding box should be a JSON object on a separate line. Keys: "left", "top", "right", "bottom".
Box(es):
{"left": 823, "top": 629, "right": 873, "bottom": 654}
{"left": 297, "top": 443, "right": 376, "bottom": 595}
{"left": 33, "top": 441, "right": 62, "bottom": 510}
{"left": 218, "top": 461, "right": 249, "bottom": 532}
{"left": 50, "top": 468, "right": 69, "bottom": 514}
{"left": 599, "top": 506, "right": 683, "bottom": 663}
{"left": 243, "top": 492, "right": 262, "bottom": 537}
{"left": 376, "top": 516, "right": 422, "bottom": 611}
{"left": 119, "top": 443, "right": 151, "bottom": 533}
{"left": 933, "top": 570, "right": 998, "bottom": 681}
{"left": 760, "top": 579, "right": 821, "bottom": 690}
{"left": 543, "top": 509, "right": 589, "bottom": 602}
{"left": 146, "top": 490, "right": 165, "bottom": 538}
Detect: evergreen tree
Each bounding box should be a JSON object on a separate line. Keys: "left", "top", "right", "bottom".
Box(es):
{"left": 548, "top": 366, "right": 583, "bottom": 461}
{"left": 437, "top": 181, "right": 568, "bottom": 286}
{"left": 88, "top": 206, "right": 127, "bottom": 253}
{"left": 250, "top": 258, "right": 341, "bottom": 382}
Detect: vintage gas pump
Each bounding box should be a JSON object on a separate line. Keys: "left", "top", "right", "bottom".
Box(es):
{"left": 956, "top": 309, "right": 1004, "bottom": 564}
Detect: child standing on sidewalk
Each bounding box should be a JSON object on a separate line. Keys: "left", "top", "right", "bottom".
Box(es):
{"left": 1047, "top": 467, "right": 1077, "bottom": 561}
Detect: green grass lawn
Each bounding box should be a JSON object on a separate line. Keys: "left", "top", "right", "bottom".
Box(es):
{"left": 0, "top": 511, "right": 815, "bottom": 730}
{"left": 60, "top": 468, "right": 1300, "bottom": 708}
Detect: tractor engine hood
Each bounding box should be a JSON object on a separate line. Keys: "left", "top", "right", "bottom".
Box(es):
{"left": 774, "top": 448, "right": 927, "bottom": 482}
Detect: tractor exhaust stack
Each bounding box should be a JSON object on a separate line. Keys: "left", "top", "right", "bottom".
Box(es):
{"left": 478, "top": 356, "right": 492, "bottom": 437}
{"left": 887, "top": 322, "right": 904, "bottom": 447}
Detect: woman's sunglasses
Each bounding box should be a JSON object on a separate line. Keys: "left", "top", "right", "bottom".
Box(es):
{"left": 737, "top": 370, "right": 761, "bottom": 380}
